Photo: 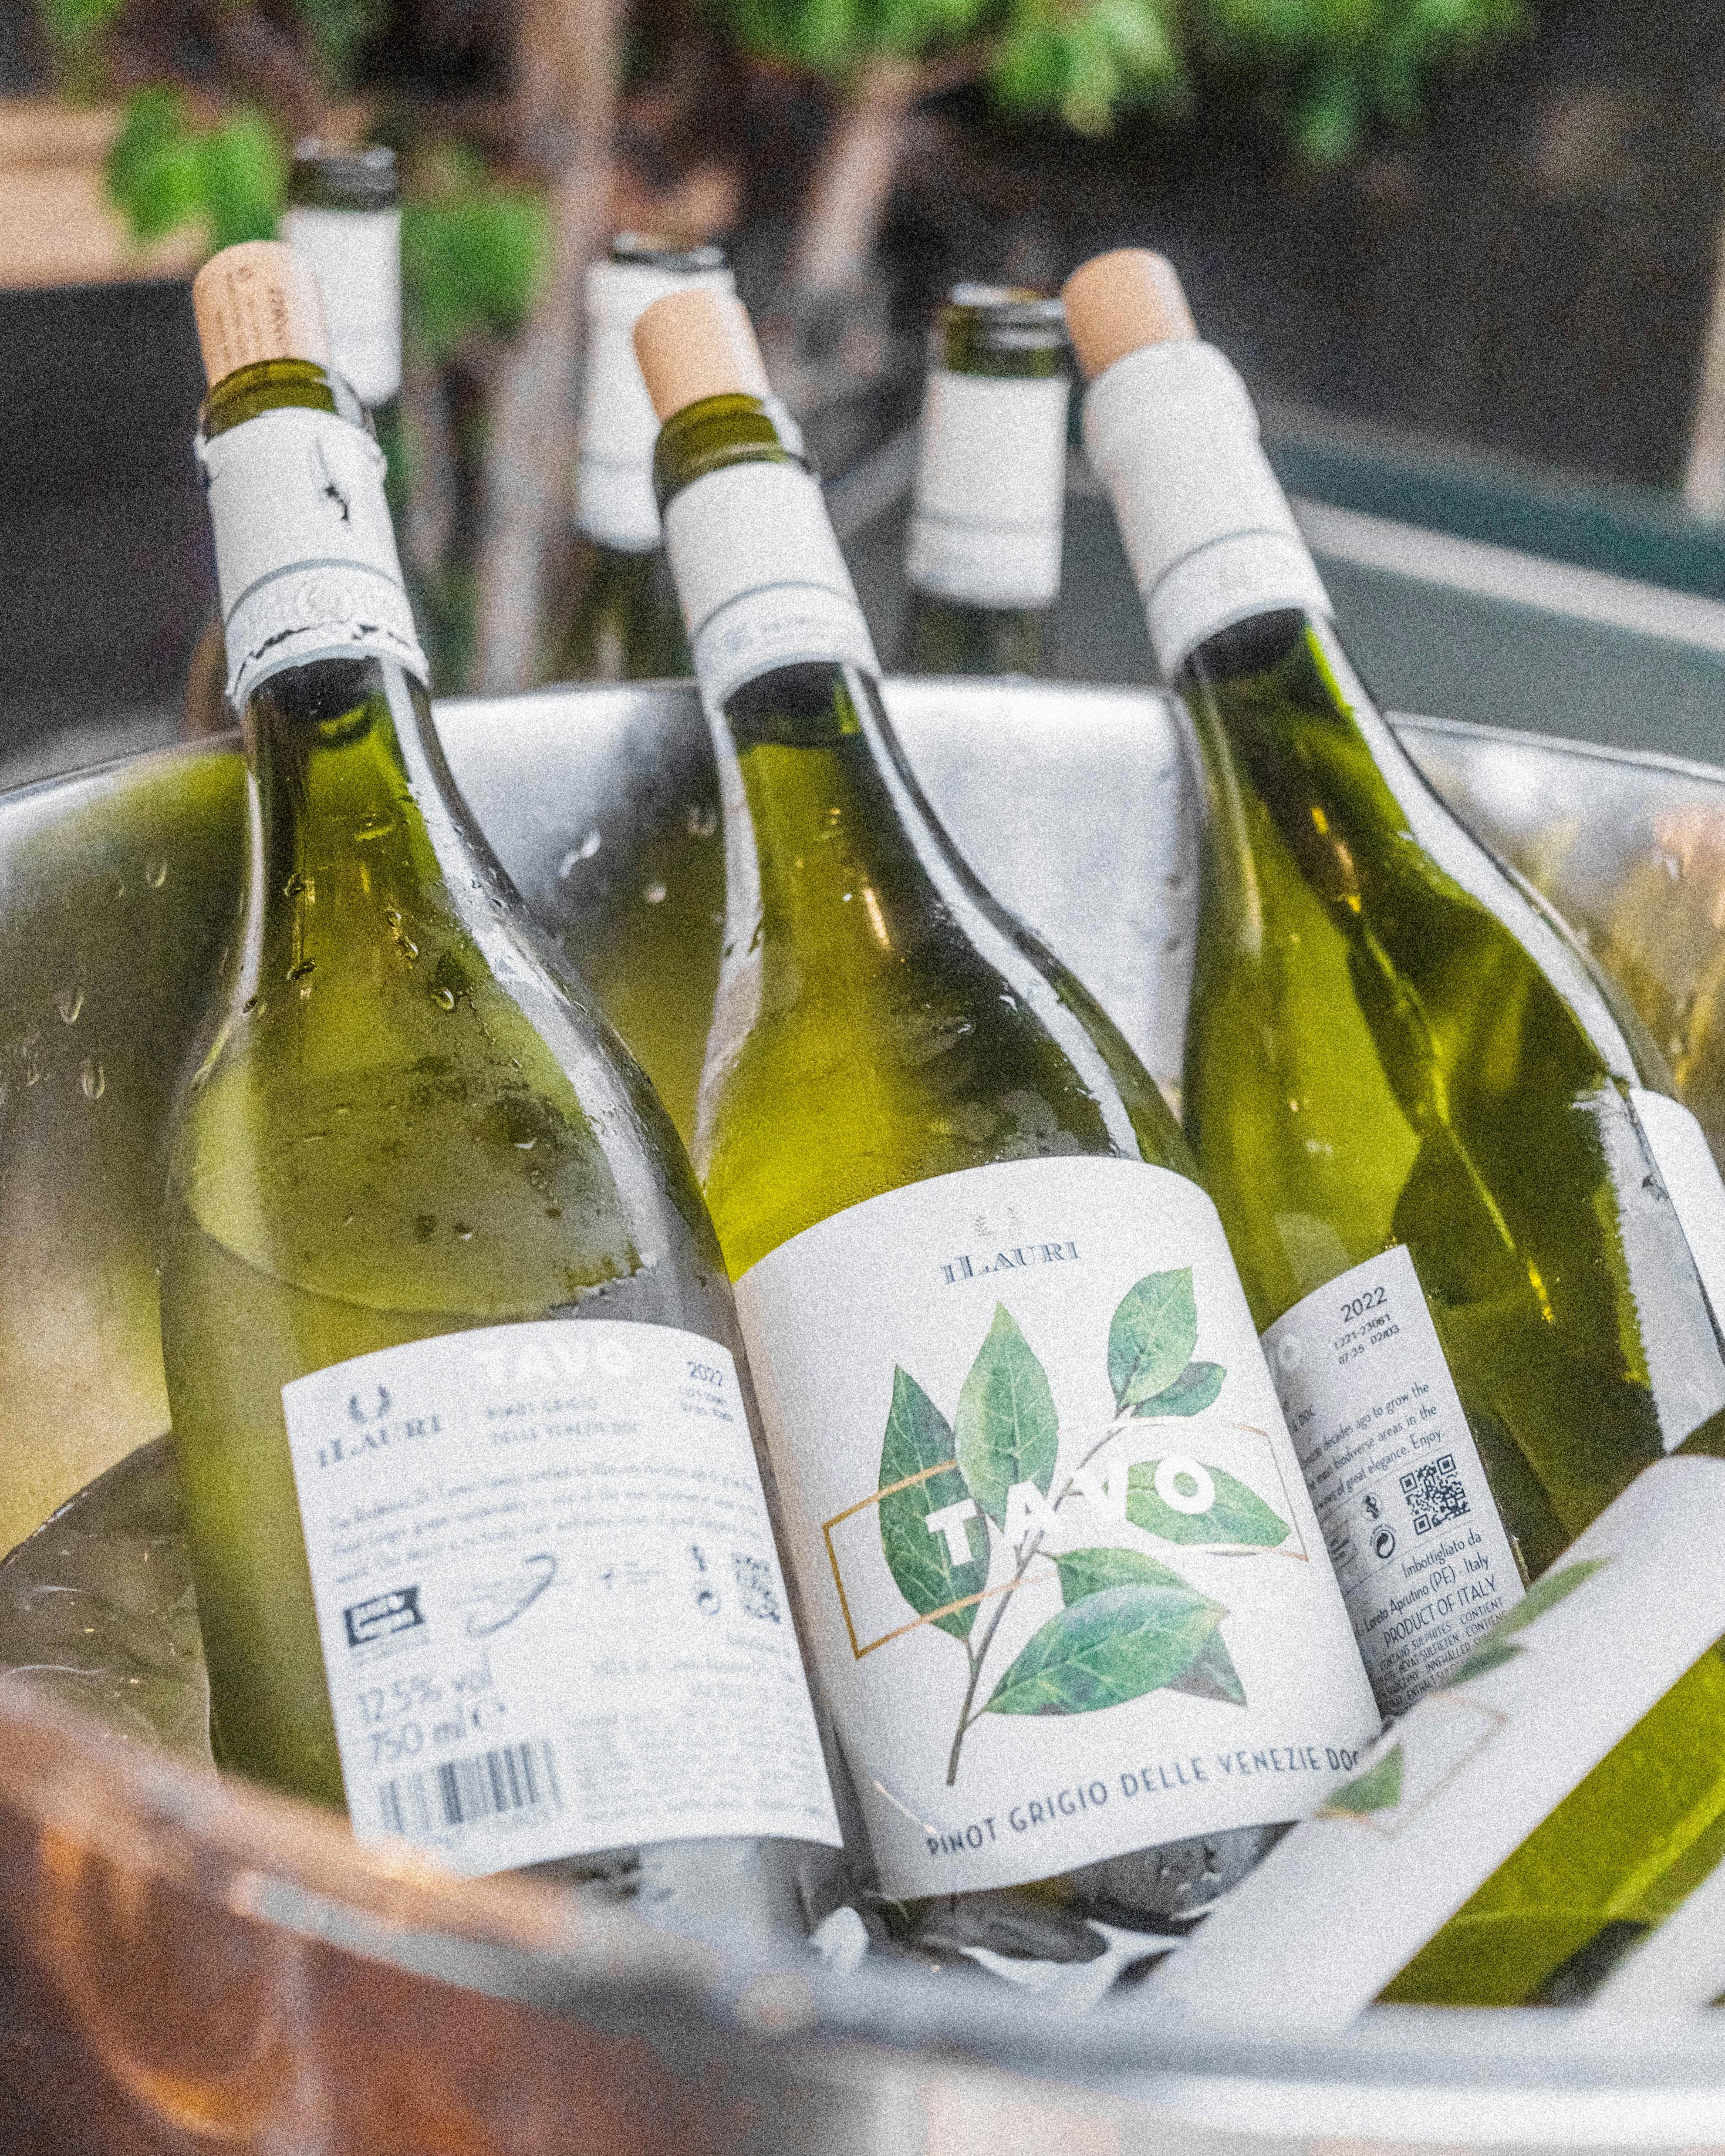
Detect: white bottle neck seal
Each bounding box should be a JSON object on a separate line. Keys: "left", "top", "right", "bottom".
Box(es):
{"left": 579, "top": 256, "right": 736, "bottom": 553}
{"left": 905, "top": 368, "right": 1070, "bottom": 610}
{"left": 278, "top": 205, "right": 402, "bottom": 411}
{"left": 198, "top": 405, "right": 428, "bottom": 708}
{"left": 663, "top": 459, "right": 880, "bottom": 710}
{"left": 1082, "top": 340, "right": 1332, "bottom": 677}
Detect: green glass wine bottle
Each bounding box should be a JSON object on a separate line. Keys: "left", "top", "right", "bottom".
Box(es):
{"left": 1065, "top": 247, "right": 1725, "bottom": 1721}
{"left": 631, "top": 284, "right": 1378, "bottom": 1954}
{"left": 160, "top": 242, "right": 844, "bottom": 1937}
{"left": 540, "top": 236, "right": 732, "bottom": 685}
{"left": 900, "top": 285, "right": 1070, "bottom": 678}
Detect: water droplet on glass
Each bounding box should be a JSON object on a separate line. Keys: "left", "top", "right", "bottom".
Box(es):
{"left": 432, "top": 985, "right": 456, "bottom": 1011}
{"left": 544, "top": 1205, "right": 563, "bottom": 1219}
{"left": 514, "top": 1135, "right": 536, "bottom": 1150}
{"left": 55, "top": 986, "right": 83, "bottom": 1025}
{"left": 558, "top": 830, "right": 604, "bottom": 879}
{"left": 242, "top": 994, "right": 261, "bottom": 1015}
{"left": 287, "top": 960, "right": 315, "bottom": 982}
{"left": 145, "top": 857, "right": 168, "bottom": 889}
{"left": 644, "top": 881, "right": 667, "bottom": 905}
{"left": 414, "top": 1214, "right": 436, "bottom": 1242}
{"left": 686, "top": 802, "right": 717, "bottom": 838}
{"left": 454, "top": 1223, "right": 474, "bottom": 1242}
{"left": 19, "top": 1035, "right": 40, "bottom": 1086}
{"left": 80, "top": 1057, "right": 105, "bottom": 1101}
{"left": 343, "top": 1212, "right": 356, "bottom": 1228}
{"left": 284, "top": 873, "right": 311, "bottom": 898}
{"left": 354, "top": 813, "right": 393, "bottom": 843}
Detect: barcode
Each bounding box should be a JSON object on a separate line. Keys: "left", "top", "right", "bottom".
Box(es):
{"left": 378, "top": 1738, "right": 561, "bottom": 1838}
{"left": 731, "top": 1549, "right": 782, "bottom": 1623}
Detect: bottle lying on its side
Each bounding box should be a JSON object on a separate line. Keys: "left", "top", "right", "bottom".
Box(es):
{"left": 900, "top": 284, "right": 1070, "bottom": 679}
{"left": 630, "top": 281, "right": 1380, "bottom": 1959}
{"left": 159, "top": 241, "right": 847, "bottom": 1941}
{"left": 185, "top": 143, "right": 408, "bottom": 738}
{"left": 1063, "top": 247, "right": 1725, "bottom": 1721}
{"left": 1131, "top": 1454, "right": 1725, "bottom": 2020}
{"left": 540, "top": 235, "right": 733, "bottom": 686}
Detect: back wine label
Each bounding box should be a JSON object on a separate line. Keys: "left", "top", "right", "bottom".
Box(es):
{"left": 733, "top": 1154, "right": 1380, "bottom": 1899}
{"left": 280, "top": 1319, "right": 842, "bottom": 1874}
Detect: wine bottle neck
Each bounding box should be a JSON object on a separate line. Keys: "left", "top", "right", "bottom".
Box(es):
{"left": 198, "top": 364, "right": 427, "bottom": 709}
{"left": 905, "top": 364, "right": 1069, "bottom": 614}
{"left": 579, "top": 256, "right": 734, "bottom": 551}
{"left": 278, "top": 203, "right": 402, "bottom": 411}
{"left": 1083, "top": 339, "right": 1331, "bottom": 679}
{"left": 655, "top": 399, "right": 879, "bottom": 709}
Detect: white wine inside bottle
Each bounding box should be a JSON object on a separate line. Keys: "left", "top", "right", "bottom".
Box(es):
{"left": 1066, "top": 247, "right": 1725, "bottom": 1718}
{"left": 162, "top": 243, "right": 842, "bottom": 1936}
{"left": 634, "top": 284, "right": 1378, "bottom": 1950}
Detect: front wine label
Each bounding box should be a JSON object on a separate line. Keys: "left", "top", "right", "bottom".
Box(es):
{"left": 1262, "top": 1244, "right": 1525, "bottom": 1717}
{"left": 905, "top": 371, "right": 1070, "bottom": 609}
{"left": 1133, "top": 1456, "right": 1725, "bottom": 2034}
{"left": 200, "top": 405, "right": 428, "bottom": 706}
{"left": 733, "top": 1155, "right": 1380, "bottom": 1899}
{"left": 280, "top": 1319, "right": 842, "bottom": 1875}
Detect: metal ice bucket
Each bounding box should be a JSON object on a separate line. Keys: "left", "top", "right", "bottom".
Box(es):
{"left": 7, "top": 678, "right": 1725, "bottom": 2153}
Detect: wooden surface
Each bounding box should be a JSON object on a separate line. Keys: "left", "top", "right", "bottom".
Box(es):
{"left": 0, "top": 98, "right": 201, "bottom": 290}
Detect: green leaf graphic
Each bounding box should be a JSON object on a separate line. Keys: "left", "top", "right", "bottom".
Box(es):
{"left": 1125, "top": 1460, "right": 1290, "bottom": 1547}
{"left": 955, "top": 1305, "right": 1058, "bottom": 1527}
{"left": 1166, "top": 1629, "right": 1248, "bottom": 1706}
{"left": 1447, "top": 1559, "right": 1608, "bottom": 1685}
{"left": 1320, "top": 1743, "right": 1404, "bottom": 1816}
{"left": 1130, "top": 1359, "right": 1226, "bottom": 1419}
{"left": 982, "top": 1582, "right": 1225, "bottom": 1717}
{"left": 1052, "top": 1545, "right": 1187, "bottom": 1601}
{"left": 878, "top": 1367, "right": 989, "bottom": 1642}
{"left": 1052, "top": 1546, "right": 1246, "bottom": 1706}
{"left": 1107, "top": 1269, "right": 1199, "bottom": 1413}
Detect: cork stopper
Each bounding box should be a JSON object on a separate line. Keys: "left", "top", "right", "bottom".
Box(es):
{"left": 633, "top": 287, "right": 771, "bottom": 421}
{"left": 1060, "top": 250, "right": 1196, "bottom": 382}
{"left": 192, "top": 240, "right": 331, "bottom": 385}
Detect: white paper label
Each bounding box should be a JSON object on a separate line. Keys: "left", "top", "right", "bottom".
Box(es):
{"left": 1262, "top": 1245, "right": 1524, "bottom": 1717}
{"left": 732, "top": 1156, "right": 1380, "bottom": 1900}
{"left": 577, "top": 256, "right": 735, "bottom": 552}
{"left": 1630, "top": 1086, "right": 1725, "bottom": 1353}
{"left": 199, "top": 405, "right": 427, "bottom": 706}
{"left": 280, "top": 1319, "right": 842, "bottom": 1876}
{"left": 279, "top": 205, "right": 402, "bottom": 409}
{"left": 905, "top": 371, "right": 1069, "bottom": 608}
{"left": 1082, "top": 341, "right": 1332, "bottom": 675}
{"left": 1134, "top": 1456, "right": 1725, "bottom": 2035}
{"left": 664, "top": 460, "right": 881, "bottom": 709}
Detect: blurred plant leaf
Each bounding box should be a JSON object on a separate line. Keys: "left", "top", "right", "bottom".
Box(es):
{"left": 107, "top": 89, "right": 285, "bottom": 253}
{"left": 402, "top": 154, "right": 548, "bottom": 364}
{"left": 39, "top": 0, "right": 128, "bottom": 54}
{"left": 296, "top": 0, "right": 388, "bottom": 89}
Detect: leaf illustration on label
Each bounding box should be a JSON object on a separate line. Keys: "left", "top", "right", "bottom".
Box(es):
{"left": 1051, "top": 1545, "right": 1250, "bottom": 1709}
{"left": 1107, "top": 1269, "right": 1199, "bottom": 1413}
{"left": 982, "top": 1581, "right": 1225, "bottom": 1718}
{"left": 1165, "top": 1629, "right": 1248, "bottom": 1707}
{"left": 1447, "top": 1559, "right": 1608, "bottom": 1684}
{"left": 1125, "top": 1459, "right": 1290, "bottom": 1547}
{"left": 1320, "top": 1742, "right": 1404, "bottom": 1817}
{"left": 955, "top": 1304, "right": 1057, "bottom": 1527}
{"left": 878, "top": 1367, "right": 989, "bottom": 1641}
{"left": 1129, "top": 1359, "right": 1226, "bottom": 1420}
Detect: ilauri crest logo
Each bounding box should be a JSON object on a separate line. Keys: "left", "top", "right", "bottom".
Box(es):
{"left": 820, "top": 1268, "right": 1311, "bottom": 1785}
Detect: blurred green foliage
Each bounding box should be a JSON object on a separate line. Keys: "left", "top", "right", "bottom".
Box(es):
{"left": 108, "top": 88, "right": 285, "bottom": 252}
{"left": 401, "top": 152, "right": 549, "bottom": 363}
{"left": 719, "top": 0, "right": 1524, "bottom": 160}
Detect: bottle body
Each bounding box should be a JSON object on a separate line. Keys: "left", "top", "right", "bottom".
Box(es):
{"left": 164, "top": 306, "right": 843, "bottom": 1936}
{"left": 899, "top": 286, "right": 1069, "bottom": 679}
{"left": 1076, "top": 300, "right": 1725, "bottom": 1718}
{"left": 648, "top": 375, "right": 1379, "bottom": 1946}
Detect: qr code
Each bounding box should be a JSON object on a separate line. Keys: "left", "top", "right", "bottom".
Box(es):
{"left": 1401, "top": 1453, "right": 1469, "bottom": 1536}
{"left": 731, "top": 1551, "right": 782, "bottom": 1623}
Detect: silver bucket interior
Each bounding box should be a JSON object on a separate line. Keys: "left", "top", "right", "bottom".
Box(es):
{"left": 6, "top": 676, "right": 1725, "bottom": 2149}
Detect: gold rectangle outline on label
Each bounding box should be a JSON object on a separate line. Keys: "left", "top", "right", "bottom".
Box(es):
{"left": 822, "top": 1421, "right": 1309, "bottom": 1662}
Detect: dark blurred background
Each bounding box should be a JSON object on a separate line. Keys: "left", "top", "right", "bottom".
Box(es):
{"left": 8, "top": 0, "right": 1725, "bottom": 780}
